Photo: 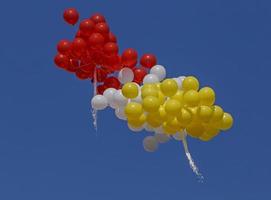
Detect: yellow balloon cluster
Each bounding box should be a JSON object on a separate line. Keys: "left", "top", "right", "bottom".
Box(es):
{"left": 121, "top": 76, "right": 233, "bottom": 141}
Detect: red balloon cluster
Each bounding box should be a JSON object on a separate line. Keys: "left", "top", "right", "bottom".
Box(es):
{"left": 55, "top": 8, "right": 158, "bottom": 94}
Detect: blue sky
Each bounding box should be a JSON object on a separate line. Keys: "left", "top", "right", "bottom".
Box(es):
{"left": 0, "top": 0, "right": 271, "bottom": 199}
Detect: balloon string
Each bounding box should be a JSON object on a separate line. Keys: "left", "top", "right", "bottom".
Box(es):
{"left": 182, "top": 134, "right": 204, "bottom": 182}
{"left": 91, "top": 67, "right": 98, "bottom": 131}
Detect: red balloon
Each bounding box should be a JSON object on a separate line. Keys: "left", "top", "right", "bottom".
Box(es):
{"left": 79, "top": 19, "right": 95, "bottom": 35}
{"left": 80, "top": 63, "right": 95, "bottom": 74}
{"left": 71, "top": 38, "right": 87, "bottom": 56}
{"left": 97, "top": 84, "right": 106, "bottom": 94}
{"left": 76, "top": 69, "right": 89, "bottom": 80}
{"left": 133, "top": 67, "right": 147, "bottom": 84}
{"left": 54, "top": 54, "right": 69, "bottom": 69}
{"left": 103, "top": 42, "right": 118, "bottom": 55}
{"left": 90, "top": 13, "right": 106, "bottom": 24}
{"left": 104, "top": 76, "right": 121, "bottom": 89}
{"left": 140, "top": 53, "right": 157, "bottom": 68}
{"left": 121, "top": 48, "right": 138, "bottom": 68}
{"left": 57, "top": 40, "right": 71, "bottom": 55}
{"left": 95, "top": 22, "right": 110, "bottom": 34}
{"left": 96, "top": 68, "right": 108, "bottom": 82}
{"left": 88, "top": 33, "right": 105, "bottom": 47}
{"left": 63, "top": 8, "right": 79, "bottom": 25}
{"left": 108, "top": 32, "right": 117, "bottom": 43}
{"left": 66, "top": 59, "right": 79, "bottom": 72}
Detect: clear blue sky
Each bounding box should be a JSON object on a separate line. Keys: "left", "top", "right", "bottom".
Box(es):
{"left": 0, "top": 0, "right": 270, "bottom": 199}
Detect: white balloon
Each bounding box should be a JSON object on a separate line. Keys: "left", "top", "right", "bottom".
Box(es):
{"left": 172, "top": 131, "right": 187, "bottom": 141}
{"left": 118, "top": 68, "right": 134, "bottom": 84}
{"left": 173, "top": 76, "right": 186, "bottom": 89}
{"left": 154, "top": 126, "right": 163, "bottom": 134}
{"left": 144, "top": 124, "right": 154, "bottom": 132}
{"left": 143, "top": 136, "right": 159, "bottom": 152}
{"left": 115, "top": 107, "right": 127, "bottom": 120}
{"left": 143, "top": 74, "right": 159, "bottom": 84}
{"left": 154, "top": 133, "right": 170, "bottom": 143}
{"left": 150, "top": 65, "right": 166, "bottom": 81}
{"left": 103, "top": 88, "right": 116, "bottom": 104}
{"left": 113, "top": 89, "right": 128, "bottom": 107}
{"left": 128, "top": 124, "right": 144, "bottom": 132}
{"left": 91, "top": 95, "right": 108, "bottom": 110}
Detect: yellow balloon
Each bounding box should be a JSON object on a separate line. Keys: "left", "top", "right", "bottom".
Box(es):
{"left": 182, "top": 76, "right": 199, "bottom": 91}
{"left": 183, "top": 90, "right": 200, "bottom": 107}
{"left": 124, "top": 102, "right": 143, "bottom": 119}
{"left": 199, "top": 133, "right": 214, "bottom": 142}
{"left": 158, "top": 91, "right": 166, "bottom": 104}
{"left": 121, "top": 82, "right": 139, "bottom": 99}
{"left": 142, "top": 96, "right": 160, "bottom": 112}
{"left": 162, "top": 122, "right": 178, "bottom": 135}
{"left": 197, "top": 105, "right": 213, "bottom": 122}
{"left": 199, "top": 87, "right": 215, "bottom": 106}
{"left": 204, "top": 124, "right": 220, "bottom": 136}
{"left": 186, "top": 123, "right": 205, "bottom": 138}
{"left": 141, "top": 83, "right": 157, "bottom": 91}
{"left": 167, "top": 117, "right": 183, "bottom": 131}
{"left": 165, "top": 99, "right": 182, "bottom": 116}
{"left": 211, "top": 105, "right": 224, "bottom": 122}
{"left": 176, "top": 108, "right": 192, "bottom": 126}
{"left": 146, "top": 113, "right": 163, "bottom": 128}
{"left": 128, "top": 114, "right": 146, "bottom": 128}
{"left": 141, "top": 87, "right": 158, "bottom": 99}
{"left": 171, "top": 90, "right": 184, "bottom": 103}
{"left": 158, "top": 106, "right": 167, "bottom": 121}
{"left": 219, "top": 112, "right": 234, "bottom": 130}
{"left": 160, "top": 79, "right": 178, "bottom": 97}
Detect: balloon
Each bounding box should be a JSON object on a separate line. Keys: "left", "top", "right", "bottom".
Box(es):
{"left": 143, "top": 74, "right": 159, "bottom": 84}
{"left": 118, "top": 68, "right": 134, "bottom": 84}
{"left": 143, "top": 136, "right": 158, "bottom": 152}
{"left": 108, "top": 32, "right": 117, "bottom": 43}
{"left": 165, "top": 99, "right": 181, "bottom": 116}
{"left": 186, "top": 123, "right": 205, "bottom": 138}
{"left": 103, "top": 88, "right": 116, "bottom": 104}
{"left": 140, "top": 54, "right": 157, "bottom": 68}
{"left": 183, "top": 90, "right": 200, "bottom": 107}
{"left": 63, "top": 8, "right": 79, "bottom": 25}
{"left": 219, "top": 113, "right": 233, "bottom": 130}
{"left": 121, "top": 82, "right": 139, "bottom": 99}
{"left": 171, "top": 90, "right": 184, "bottom": 102}
{"left": 57, "top": 40, "right": 71, "bottom": 55}
{"left": 128, "top": 123, "right": 144, "bottom": 132}
{"left": 197, "top": 105, "right": 213, "bottom": 122}
{"left": 115, "top": 107, "right": 127, "bottom": 120}
{"left": 128, "top": 114, "right": 146, "bottom": 128}
{"left": 142, "top": 96, "right": 160, "bottom": 112}
{"left": 176, "top": 108, "right": 192, "bottom": 126}
{"left": 95, "top": 22, "right": 110, "bottom": 34}
{"left": 173, "top": 76, "right": 186, "bottom": 89}
{"left": 133, "top": 67, "right": 147, "bottom": 84}
{"left": 91, "top": 95, "right": 108, "bottom": 110}
{"left": 121, "top": 48, "right": 138, "bottom": 67}
{"left": 141, "top": 86, "right": 159, "bottom": 99}
{"left": 150, "top": 65, "right": 166, "bottom": 81}
{"left": 104, "top": 42, "right": 119, "bottom": 55}
{"left": 144, "top": 124, "right": 154, "bottom": 132}
{"left": 199, "top": 87, "right": 216, "bottom": 106}
{"left": 173, "top": 131, "right": 187, "bottom": 141}
{"left": 96, "top": 68, "right": 108, "bottom": 82}
{"left": 79, "top": 19, "right": 95, "bottom": 35}
{"left": 104, "top": 77, "right": 121, "bottom": 89}
{"left": 88, "top": 33, "right": 105, "bottom": 47}
{"left": 54, "top": 54, "right": 69, "bottom": 69}
{"left": 71, "top": 38, "right": 87, "bottom": 56}
{"left": 90, "top": 13, "right": 106, "bottom": 24}
{"left": 182, "top": 76, "right": 200, "bottom": 91}
{"left": 154, "top": 132, "right": 170, "bottom": 143}
{"left": 211, "top": 105, "right": 224, "bottom": 122}
{"left": 97, "top": 84, "right": 106, "bottom": 94}
{"left": 124, "top": 102, "right": 143, "bottom": 119}
{"left": 160, "top": 79, "right": 178, "bottom": 97}
{"left": 113, "top": 89, "right": 128, "bottom": 107}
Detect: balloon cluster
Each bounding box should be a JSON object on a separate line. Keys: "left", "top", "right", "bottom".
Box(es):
{"left": 91, "top": 64, "right": 234, "bottom": 152}
{"left": 54, "top": 8, "right": 158, "bottom": 94}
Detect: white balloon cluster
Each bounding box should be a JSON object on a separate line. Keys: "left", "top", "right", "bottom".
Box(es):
{"left": 91, "top": 64, "right": 187, "bottom": 152}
